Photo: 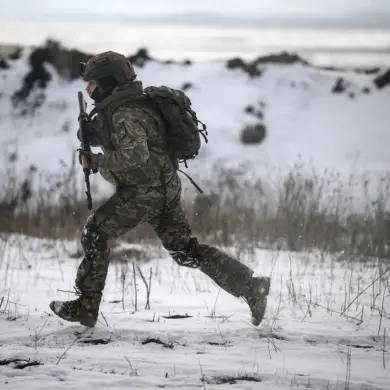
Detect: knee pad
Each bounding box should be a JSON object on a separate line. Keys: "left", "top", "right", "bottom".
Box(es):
{"left": 169, "top": 237, "right": 200, "bottom": 268}
{"left": 81, "top": 216, "right": 109, "bottom": 257}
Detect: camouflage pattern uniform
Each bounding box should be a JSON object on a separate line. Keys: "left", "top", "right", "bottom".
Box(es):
{"left": 50, "top": 52, "right": 270, "bottom": 328}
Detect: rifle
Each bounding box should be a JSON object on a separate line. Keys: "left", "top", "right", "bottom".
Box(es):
{"left": 77, "top": 91, "right": 97, "bottom": 210}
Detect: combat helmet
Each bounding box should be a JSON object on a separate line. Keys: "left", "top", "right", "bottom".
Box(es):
{"left": 79, "top": 51, "right": 136, "bottom": 100}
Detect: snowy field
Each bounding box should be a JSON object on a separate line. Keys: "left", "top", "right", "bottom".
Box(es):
{"left": 0, "top": 48, "right": 390, "bottom": 208}
{"left": 0, "top": 234, "right": 389, "bottom": 389}
{"left": 0, "top": 41, "right": 389, "bottom": 389}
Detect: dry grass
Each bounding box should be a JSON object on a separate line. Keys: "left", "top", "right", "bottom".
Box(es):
{"left": 186, "top": 163, "right": 390, "bottom": 260}
{"left": 1, "top": 155, "right": 389, "bottom": 261}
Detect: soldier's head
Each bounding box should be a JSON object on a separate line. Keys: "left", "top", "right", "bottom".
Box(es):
{"left": 78, "top": 51, "right": 137, "bottom": 101}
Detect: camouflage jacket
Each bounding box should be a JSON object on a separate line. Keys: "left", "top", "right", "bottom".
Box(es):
{"left": 85, "top": 81, "right": 176, "bottom": 188}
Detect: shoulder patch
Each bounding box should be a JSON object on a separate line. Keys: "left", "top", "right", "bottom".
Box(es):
{"left": 117, "top": 119, "right": 132, "bottom": 140}
{"left": 118, "top": 126, "right": 126, "bottom": 140}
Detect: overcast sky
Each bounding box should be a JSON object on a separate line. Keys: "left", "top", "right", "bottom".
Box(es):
{"left": 1, "top": 0, "right": 390, "bottom": 24}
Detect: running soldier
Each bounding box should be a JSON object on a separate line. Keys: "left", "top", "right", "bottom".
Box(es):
{"left": 49, "top": 51, "right": 270, "bottom": 327}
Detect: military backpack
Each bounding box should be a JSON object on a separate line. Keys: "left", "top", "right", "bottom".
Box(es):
{"left": 143, "top": 86, "right": 208, "bottom": 167}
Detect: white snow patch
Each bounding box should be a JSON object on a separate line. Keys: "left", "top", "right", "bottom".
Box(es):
{"left": 0, "top": 235, "right": 389, "bottom": 389}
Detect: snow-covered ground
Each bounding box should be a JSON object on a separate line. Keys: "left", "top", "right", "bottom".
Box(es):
{"left": 0, "top": 48, "right": 389, "bottom": 209}
{"left": 0, "top": 44, "right": 389, "bottom": 389}
{"left": 0, "top": 234, "right": 389, "bottom": 389}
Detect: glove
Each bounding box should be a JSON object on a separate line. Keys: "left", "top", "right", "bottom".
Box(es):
{"left": 78, "top": 150, "right": 104, "bottom": 170}
{"left": 77, "top": 117, "right": 97, "bottom": 143}
{"left": 77, "top": 126, "right": 92, "bottom": 144}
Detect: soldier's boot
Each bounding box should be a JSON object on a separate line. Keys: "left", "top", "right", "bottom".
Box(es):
{"left": 50, "top": 231, "right": 110, "bottom": 328}
{"left": 49, "top": 291, "right": 102, "bottom": 327}
{"left": 50, "top": 217, "right": 110, "bottom": 327}
{"left": 242, "top": 276, "right": 271, "bottom": 326}
{"left": 196, "top": 243, "right": 271, "bottom": 326}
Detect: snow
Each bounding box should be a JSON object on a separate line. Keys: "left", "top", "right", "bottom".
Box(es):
{"left": 0, "top": 235, "right": 389, "bottom": 389}
{"left": 0, "top": 48, "right": 389, "bottom": 208}
{"left": 0, "top": 47, "right": 389, "bottom": 388}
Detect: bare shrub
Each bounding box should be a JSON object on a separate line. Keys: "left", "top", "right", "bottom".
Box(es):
{"left": 1, "top": 156, "right": 389, "bottom": 260}
{"left": 0, "top": 152, "right": 89, "bottom": 238}
{"left": 185, "top": 163, "right": 390, "bottom": 260}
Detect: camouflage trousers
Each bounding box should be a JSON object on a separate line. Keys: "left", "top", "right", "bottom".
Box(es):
{"left": 75, "top": 173, "right": 255, "bottom": 299}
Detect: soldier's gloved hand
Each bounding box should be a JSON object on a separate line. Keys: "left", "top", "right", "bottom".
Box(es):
{"left": 77, "top": 126, "right": 92, "bottom": 143}
{"left": 77, "top": 117, "right": 96, "bottom": 142}
{"left": 78, "top": 150, "right": 104, "bottom": 170}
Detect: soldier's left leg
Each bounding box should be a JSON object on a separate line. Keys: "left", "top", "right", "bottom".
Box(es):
{"left": 148, "top": 186, "right": 270, "bottom": 326}
{"left": 50, "top": 189, "right": 164, "bottom": 327}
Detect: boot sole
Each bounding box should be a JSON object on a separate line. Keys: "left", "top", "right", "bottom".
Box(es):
{"left": 251, "top": 277, "right": 271, "bottom": 326}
